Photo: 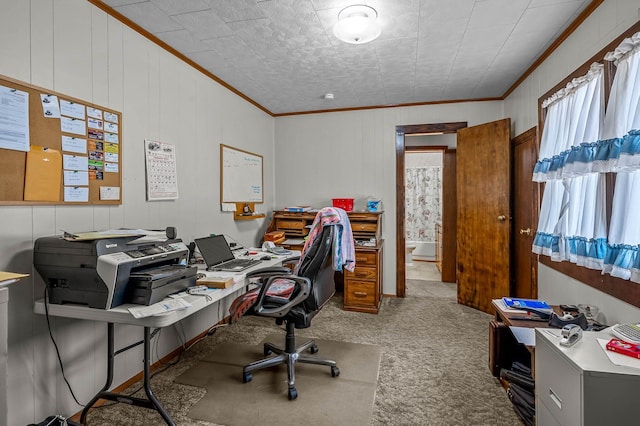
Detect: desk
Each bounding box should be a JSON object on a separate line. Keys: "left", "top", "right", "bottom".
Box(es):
{"left": 34, "top": 257, "right": 284, "bottom": 425}
{"left": 490, "top": 299, "right": 563, "bottom": 386}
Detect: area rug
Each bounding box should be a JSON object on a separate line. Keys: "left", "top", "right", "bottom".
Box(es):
{"left": 174, "top": 334, "right": 382, "bottom": 426}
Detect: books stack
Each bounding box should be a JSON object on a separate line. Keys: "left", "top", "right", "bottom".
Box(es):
{"left": 502, "top": 297, "right": 553, "bottom": 319}
{"left": 283, "top": 206, "right": 312, "bottom": 212}
{"left": 502, "top": 297, "right": 552, "bottom": 311}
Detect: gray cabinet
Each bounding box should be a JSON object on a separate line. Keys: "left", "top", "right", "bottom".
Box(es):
{"left": 535, "top": 329, "right": 640, "bottom": 425}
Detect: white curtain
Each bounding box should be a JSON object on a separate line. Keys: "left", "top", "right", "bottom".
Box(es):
{"left": 532, "top": 63, "right": 607, "bottom": 268}
{"left": 601, "top": 32, "right": 640, "bottom": 282}
{"left": 405, "top": 166, "right": 442, "bottom": 242}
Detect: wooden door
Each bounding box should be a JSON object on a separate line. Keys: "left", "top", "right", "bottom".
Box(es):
{"left": 456, "top": 118, "right": 511, "bottom": 313}
{"left": 513, "top": 127, "right": 539, "bottom": 299}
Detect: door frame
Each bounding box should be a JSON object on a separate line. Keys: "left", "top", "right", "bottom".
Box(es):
{"left": 395, "top": 122, "right": 467, "bottom": 297}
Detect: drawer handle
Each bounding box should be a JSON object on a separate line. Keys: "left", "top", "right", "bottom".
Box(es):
{"left": 355, "top": 271, "right": 368, "bottom": 277}
{"left": 549, "top": 388, "right": 562, "bottom": 409}
{"left": 354, "top": 291, "right": 368, "bottom": 298}
{"left": 356, "top": 257, "right": 368, "bottom": 262}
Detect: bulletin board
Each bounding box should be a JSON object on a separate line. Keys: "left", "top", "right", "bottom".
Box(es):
{"left": 0, "top": 74, "right": 122, "bottom": 205}
{"left": 220, "top": 144, "right": 263, "bottom": 203}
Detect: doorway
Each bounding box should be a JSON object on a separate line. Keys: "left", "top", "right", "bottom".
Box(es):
{"left": 395, "top": 122, "right": 467, "bottom": 297}
{"left": 404, "top": 147, "right": 444, "bottom": 283}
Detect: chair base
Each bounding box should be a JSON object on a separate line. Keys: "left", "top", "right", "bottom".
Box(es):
{"left": 242, "top": 321, "right": 339, "bottom": 400}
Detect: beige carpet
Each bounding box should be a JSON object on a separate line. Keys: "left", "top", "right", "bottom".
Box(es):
{"left": 174, "top": 334, "right": 382, "bottom": 426}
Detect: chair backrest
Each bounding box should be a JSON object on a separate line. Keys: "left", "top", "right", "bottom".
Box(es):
{"left": 296, "top": 224, "right": 336, "bottom": 314}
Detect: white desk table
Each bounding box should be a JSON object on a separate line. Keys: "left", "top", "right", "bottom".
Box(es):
{"left": 33, "top": 256, "right": 289, "bottom": 425}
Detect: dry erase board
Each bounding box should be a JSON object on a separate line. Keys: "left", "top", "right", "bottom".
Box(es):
{"left": 0, "top": 74, "right": 122, "bottom": 205}
{"left": 220, "top": 144, "right": 263, "bottom": 203}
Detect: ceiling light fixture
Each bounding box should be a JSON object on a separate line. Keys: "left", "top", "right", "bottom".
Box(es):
{"left": 333, "top": 4, "right": 381, "bottom": 45}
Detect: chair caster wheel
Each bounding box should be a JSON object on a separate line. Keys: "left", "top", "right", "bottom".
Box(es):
{"left": 288, "top": 387, "right": 298, "bottom": 400}
{"left": 331, "top": 366, "right": 340, "bottom": 377}
{"left": 243, "top": 372, "right": 252, "bottom": 383}
{"left": 309, "top": 344, "right": 319, "bottom": 354}
{"left": 264, "top": 348, "right": 272, "bottom": 356}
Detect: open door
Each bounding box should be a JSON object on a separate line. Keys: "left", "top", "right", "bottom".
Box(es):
{"left": 456, "top": 118, "right": 511, "bottom": 313}
{"left": 513, "top": 127, "right": 539, "bottom": 299}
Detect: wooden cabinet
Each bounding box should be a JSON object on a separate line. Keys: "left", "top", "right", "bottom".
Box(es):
{"left": 265, "top": 210, "right": 384, "bottom": 313}
{"left": 344, "top": 243, "right": 383, "bottom": 313}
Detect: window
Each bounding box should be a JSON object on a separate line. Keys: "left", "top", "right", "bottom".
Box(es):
{"left": 535, "top": 22, "right": 640, "bottom": 307}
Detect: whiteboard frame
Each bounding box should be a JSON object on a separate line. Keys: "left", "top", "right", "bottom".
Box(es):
{"left": 220, "top": 144, "right": 264, "bottom": 203}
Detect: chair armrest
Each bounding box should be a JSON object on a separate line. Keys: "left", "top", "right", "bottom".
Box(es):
{"left": 253, "top": 276, "right": 311, "bottom": 318}
{"left": 245, "top": 266, "right": 292, "bottom": 279}
{"left": 282, "top": 255, "right": 300, "bottom": 264}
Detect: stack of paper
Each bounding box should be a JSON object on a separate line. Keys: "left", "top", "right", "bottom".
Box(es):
{"left": 128, "top": 298, "right": 192, "bottom": 319}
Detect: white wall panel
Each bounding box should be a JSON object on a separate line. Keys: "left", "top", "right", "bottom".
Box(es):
{"left": 91, "top": 6, "right": 110, "bottom": 106}
{"left": 30, "top": 0, "right": 54, "bottom": 90}
{"left": 52, "top": 0, "right": 93, "bottom": 99}
{"left": 0, "top": 0, "right": 30, "bottom": 81}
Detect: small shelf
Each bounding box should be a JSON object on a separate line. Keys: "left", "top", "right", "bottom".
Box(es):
{"left": 233, "top": 202, "right": 265, "bottom": 220}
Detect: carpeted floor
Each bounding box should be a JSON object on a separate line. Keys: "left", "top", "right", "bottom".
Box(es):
{"left": 173, "top": 336, "right": 382, "bottom": 425}
{"left": 84, "top": 279, "right": 523, "bottom": 425}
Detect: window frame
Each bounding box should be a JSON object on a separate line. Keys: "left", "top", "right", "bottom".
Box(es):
{"left": 536, "top": 20, "right": 640, "bottom": 308}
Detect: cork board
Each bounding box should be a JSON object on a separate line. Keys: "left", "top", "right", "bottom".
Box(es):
{"left": 0, "top": 74, "right": 122, "bottom": 205}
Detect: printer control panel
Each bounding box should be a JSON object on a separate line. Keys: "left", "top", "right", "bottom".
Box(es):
{"left": 126, "top": 243, "right": 183, "bottom": 259}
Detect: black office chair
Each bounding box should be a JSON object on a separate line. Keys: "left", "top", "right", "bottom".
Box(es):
{"left": 231, "top": 224, "right": 340, "bottom": 400}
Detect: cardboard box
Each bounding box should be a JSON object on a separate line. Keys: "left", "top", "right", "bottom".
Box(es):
{"left": 197, "top": 276, "right": 234, "bottom": 289}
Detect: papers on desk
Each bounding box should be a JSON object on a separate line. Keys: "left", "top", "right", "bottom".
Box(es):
{"left": 283, "top": 239, "right": 305, "bottom": 246}
{"left": 509, "top": 326, "right": 536, "bottom": 346}
{"left": 128, "top": 298, "right": 192, "bottom": 319}
{"left": 0, "top": 271, "right": 29, "bottom": 288}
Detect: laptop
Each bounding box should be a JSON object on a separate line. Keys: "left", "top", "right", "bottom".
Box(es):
{"left": 194, "top": 235, "right": 262, "bottom": 272}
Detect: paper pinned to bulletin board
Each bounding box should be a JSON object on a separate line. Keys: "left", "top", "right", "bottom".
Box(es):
{"left": 23, "top": 146, "right": 62, "bottom": 201}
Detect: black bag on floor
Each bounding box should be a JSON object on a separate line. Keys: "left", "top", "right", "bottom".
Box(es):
{"left": 507, "top": 382, "right": 535, "bottom": 426}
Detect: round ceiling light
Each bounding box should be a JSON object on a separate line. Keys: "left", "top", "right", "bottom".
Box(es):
{"left": 333, "top": 4, "right": 381, "bottom": 45}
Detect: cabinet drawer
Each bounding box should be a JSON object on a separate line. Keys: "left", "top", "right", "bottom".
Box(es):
{"left": 276, "top": 219, "right": 305, "bottom": 230}
{"left": 536, "top": 338, "right": 581, "bottom": 425}
{"left": 346, "top": 266, "right": 377, "bottom": 280}
{"left": 345, "top": 280, "right": 376, "bottom": 306}
{"left": 354, "top": 251, "right": 377, "bottom": 266}
{"left": 351, "top": 222, "right": 378, "bottom": 233}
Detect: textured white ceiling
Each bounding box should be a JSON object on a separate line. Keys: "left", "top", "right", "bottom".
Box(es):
{"left": 98, "top": 0, "right": 592, "bottom": 115}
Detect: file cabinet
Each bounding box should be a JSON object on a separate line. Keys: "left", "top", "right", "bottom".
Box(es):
{"left": 535, "top": 329, "right": 640, "bottom": 425}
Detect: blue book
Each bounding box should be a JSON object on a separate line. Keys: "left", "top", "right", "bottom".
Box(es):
{"left": 502, "top": 297, "right": 552, "bottom": 311}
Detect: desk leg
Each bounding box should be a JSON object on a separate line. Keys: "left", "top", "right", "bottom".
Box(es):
{"left": 80, "top": 323, "right": 115, "bottom": 425}
{"left": 142, "top": 326, "right": 174, "bottom": 425}
{"left": 79, "top": 324, "right": 175, "bottom": 425}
